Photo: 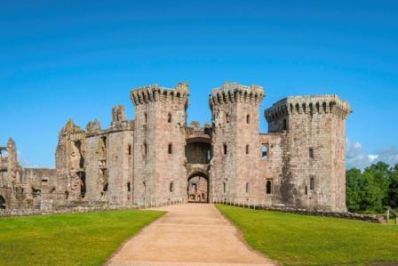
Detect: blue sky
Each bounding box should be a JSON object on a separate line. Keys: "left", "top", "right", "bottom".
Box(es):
{"left": 0, "top": 0, "right": 397, "bottom": 168}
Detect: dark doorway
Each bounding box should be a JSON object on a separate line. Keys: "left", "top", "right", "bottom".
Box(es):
{"left": 187, "top": 174, "right": 209, "bottom": 203}
{"left": 0, "top": 195, "right": 6, "bottom": 209}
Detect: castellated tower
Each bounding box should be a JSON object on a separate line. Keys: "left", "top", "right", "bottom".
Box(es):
{"left": 131, "top": 83, "right": 189, "bottom": 207}
{"left": 265, "top": 95, "right": 351, "bottom": 211}
{"left": 210, "top": 82, "right": 265, "bottom": 203}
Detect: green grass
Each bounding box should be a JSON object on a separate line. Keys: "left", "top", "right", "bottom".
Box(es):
{"left": 0, "top": 209, "right": 164, "bottom": 266}
{"left": 217, "top": 205, "right": 398, "bottom": 266}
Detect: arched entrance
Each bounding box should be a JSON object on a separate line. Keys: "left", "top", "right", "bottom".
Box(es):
{"left": 187, "top": 174, "right": 209, "bottom": 203}
{"left": 0, "top": 195, "right": 6, "bottom": 209}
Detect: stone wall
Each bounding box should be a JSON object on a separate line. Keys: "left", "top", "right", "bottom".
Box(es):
{"left": 218, "top": 202, "right": 386, "bottom": 224}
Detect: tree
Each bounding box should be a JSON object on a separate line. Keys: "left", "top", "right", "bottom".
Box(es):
{"left": 346, "top": 168, "right": 362, "bottom": 212}
{"left": 388, "top": 164, "right": 398, "bottom": 209}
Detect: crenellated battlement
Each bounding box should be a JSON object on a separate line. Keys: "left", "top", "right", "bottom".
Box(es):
{"left": 209, "top": 82, "right": 265, "bottom": 108}
{"left": 265, "top": 94, "right": 352, "bottom": 122}
{"left": 131, "top": 82, "right": 189, "bottom": 106}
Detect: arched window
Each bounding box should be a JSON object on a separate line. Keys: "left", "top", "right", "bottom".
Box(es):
{"left": 127, "top": 182, "right": 131, "bottom": 192}
{"left": 128, "top": 145, "right": 132, "bottom": 155}
{"left": 169, "top": 182, "right": 174, "bottom": 192}
{"left": 245, "top": 182, "right": 250, "bottom": 193}
{"left": 246, "top": 114, "right": 250, "bottom": 124}
{"left": 246, "top": 145, "right": 249, "bottom": 155}
{"left": 168, "top": 143, "right": 173, "bottom": 154}
{"left": 168, "top": 113, "right": 172, "bottom": 123}
{"left": 266, "top": 179, "right": 273, "bottom": 195}
{"left": 223, "top": 182, "right": 226, "bottom": 193}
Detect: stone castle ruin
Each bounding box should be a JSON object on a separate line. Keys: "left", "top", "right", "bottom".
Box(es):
{"left": 0, "top": 82, "right": 351, "bottom": 212}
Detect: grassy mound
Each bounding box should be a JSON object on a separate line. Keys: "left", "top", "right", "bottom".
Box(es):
{"left": 0, "top": 209, "right": 164, "bottom": 266}
{"left": 217, "top": 205, "right": 398, "bottom": 266}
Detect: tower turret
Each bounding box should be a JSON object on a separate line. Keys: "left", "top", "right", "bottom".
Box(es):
{"left": 131, "top": 83, "right": 189, "bottom": 206}
{"left": 209, "top": 82, "right": 265, "bottom": 203}
{"left": 265, "top": 95, "right": 352, "bottom": 211}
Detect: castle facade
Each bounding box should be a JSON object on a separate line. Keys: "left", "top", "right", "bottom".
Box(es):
{"left": 0, "top": 82, "right": 351, "bottom": 212}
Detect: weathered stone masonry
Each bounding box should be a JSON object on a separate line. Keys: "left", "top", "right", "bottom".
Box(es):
{"left": 0, "top": 82, "right": 351, "bottom": 212}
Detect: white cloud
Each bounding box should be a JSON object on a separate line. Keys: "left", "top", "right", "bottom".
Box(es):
{"left": 346, "top": 139, "right": 398, "bottom": 169}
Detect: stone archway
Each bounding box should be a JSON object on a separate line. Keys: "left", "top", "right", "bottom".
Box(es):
{"left": 187, "top": 173, "right": 209, "bottom": 203}
{"left": 0, "top": 195, "right": 6, "bottom": 209}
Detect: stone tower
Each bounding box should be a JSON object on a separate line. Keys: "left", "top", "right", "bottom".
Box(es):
{"left": 131, "top": 83, "right": 189, "bottom": 207}
{"left": 210, "top": 82, "right": 265, "bottom": 203}
{"left": 6, "top": 138, "right": 18, "bottom": 184}
{"left": 265, "top": 95, "right": 351, "bottom": 211}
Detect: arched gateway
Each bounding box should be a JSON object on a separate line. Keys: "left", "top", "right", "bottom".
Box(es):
{"left": 185, "top": 122, "right": 212, "bottom": 203}
{"left": 187, "top": 173, "right": 209, "bottom": 203}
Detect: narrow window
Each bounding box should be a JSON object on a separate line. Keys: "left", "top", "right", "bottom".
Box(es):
{"left": 246, "top": 145, "right": 249, "bottom": 155}
{"left": 246, "top": 114, "right": 250, "bottom": 124}
{"left": 266, "top": 179, "right": 273, "bottom": 195}
{"left": 223, "top": 182, "right": 226, "bottom": 193}
{"left": 223, "top": 144, "right": 227, "bottom": 155}
{"left": 144, "top": 112, "right": 147, "bottom": 124}
{"left": 226, "top": 113, "right": 230, "bottom": 123}
{"left": 127, "top": 182, "right": 131, "bottom": 192}
{"left": 310, "top": 176, "right": 315, "bottom": 190}
{"left": 168, "top": 113, "right": 172, "bottom": 123}
{"left": 261, "top": 144, "right": 269, "bottom": 160}
{"left": 128, "top": 145, "right": 132, "bottom": 155}
{"left": 245, "top": 182, "right": 250, "bottom": 193}
{"left": 309, "top": 147, "right": 314, "bottom": 159}
{"left": 143, "top": 143, "right": 148, "bottom": 157}
{"left": 283, "top": 119, "right": 288, "bottom": 131}
{"left": 305, "top": 186, "right": 308, "bottom": 195}
{"left": 169, "top": 182, "right": 174, "bottom": 192}
{"left": 168, "top": 143, "right": 173, "bottom": 154}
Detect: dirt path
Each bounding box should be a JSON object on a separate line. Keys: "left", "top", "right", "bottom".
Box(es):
{"left": 107, "top": 204, "right": 275, "bottom": 266}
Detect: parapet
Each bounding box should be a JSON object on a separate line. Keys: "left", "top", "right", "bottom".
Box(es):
{"left": 265, "top": 94, "right": 352, "bottom": 122}
{"left": 209, "top": 82, "right": 265, "bottom": 107}
{"left": 131, "top": 82, "right": 189, "bottom": 106}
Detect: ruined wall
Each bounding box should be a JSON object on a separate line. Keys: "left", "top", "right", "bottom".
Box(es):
{"left": 210, "top": 83, "right": 265, "bottom": 203}
{"left": 55, "top": 120, "right": 86, "bottom": 204}
{"left": 131, "top": 83, "right": 189, "bottom": 207}
{"left": 258, "top": 133, "right": 284, "bottom": 206}
{"left": 265, "top": 95, "right": 351, "bottom": 211}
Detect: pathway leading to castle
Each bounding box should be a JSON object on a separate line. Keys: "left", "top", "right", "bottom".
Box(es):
{"left": 107, "top": 204, "right": 275, "bottom": 266}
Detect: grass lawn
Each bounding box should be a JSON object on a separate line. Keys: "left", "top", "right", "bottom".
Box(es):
{"left": 0, "top": 209, "right": 164, "bottom": 266}
{"left": 217, "top": 205, "right": 398, "bottom": 266}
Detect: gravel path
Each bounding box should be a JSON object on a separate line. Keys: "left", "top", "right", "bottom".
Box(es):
{"left": 107, "top": 204, "right": 275, "bottom": 266}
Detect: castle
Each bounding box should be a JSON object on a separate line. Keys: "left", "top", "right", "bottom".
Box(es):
{"left": 0, "top": 82, "right": 352, "bottom": 212}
